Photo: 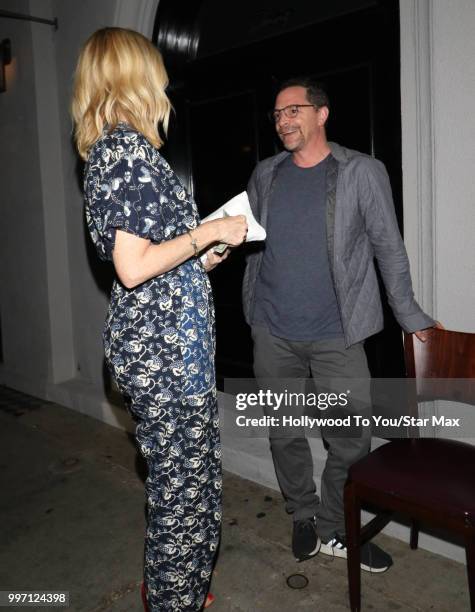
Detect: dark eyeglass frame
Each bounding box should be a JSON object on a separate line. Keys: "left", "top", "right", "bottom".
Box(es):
{"left": 269, "top": 104, "right": 318, "bottom": 123}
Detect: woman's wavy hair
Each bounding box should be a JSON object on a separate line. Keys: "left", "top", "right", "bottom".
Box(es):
{"left": 71, "top": 27, "right": 171, "bottom": 160}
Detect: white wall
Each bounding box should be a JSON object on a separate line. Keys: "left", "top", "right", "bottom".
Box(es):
{"left": 401, "top": 0, "right": 475, "bottom": 332}
{"left": 0, "top": 0, "right": 52, "bottom": 395}
{"left": 0, "top": 0, "right": 158, "bottom": 425}
{"left": 431, "top": 0, "right": 475, "bottom": 329}
{"left": 52, "top": 0, "right": 124, "bottom": 403}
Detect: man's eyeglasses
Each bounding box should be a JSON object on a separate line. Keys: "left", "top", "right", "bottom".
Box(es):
{"left": 269, "top": 104, "right": 318, "bottom": 123}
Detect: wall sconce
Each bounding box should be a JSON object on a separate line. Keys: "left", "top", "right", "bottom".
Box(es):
{"left": 0, "top": 39, "right": 12, "bottom": 93}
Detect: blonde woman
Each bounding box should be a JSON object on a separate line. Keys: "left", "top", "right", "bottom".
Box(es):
{"left": 71, "top": 27, "right": 247, "bottom": 611}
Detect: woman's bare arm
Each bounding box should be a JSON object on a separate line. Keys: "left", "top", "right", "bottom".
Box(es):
{"left": 113, "top": 215, "right": 247, "bottom": 288}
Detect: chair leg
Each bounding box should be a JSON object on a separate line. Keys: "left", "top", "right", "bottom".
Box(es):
{"left": 466, "top": 532, "right": 475, "bottom": 612}
{"left": 410, "top": 520, "right": 419, "bottom": 550}
{"left": 344, "top": 480, "right": 361, "bottom": 612}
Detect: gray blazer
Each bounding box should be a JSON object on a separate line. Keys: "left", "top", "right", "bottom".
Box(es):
{"left": 242, "top": 142, "right": 435, "bottom": 347}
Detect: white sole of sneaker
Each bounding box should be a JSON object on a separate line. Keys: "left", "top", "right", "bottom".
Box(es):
{"left": 360, "top": 563, "right": 389, "bottom": 573}
{"left": 319, "top": 542, "right": 389, "bottom": 573}
{"left": 295, "top": 536, "right": 321, "bottom": 562}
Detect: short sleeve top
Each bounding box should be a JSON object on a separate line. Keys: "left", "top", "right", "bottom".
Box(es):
{"left": 84, "top": 123, "right": 198, "bottom": 261}
{"left": 83, "top": 124, "right": 216, "bottom": 399}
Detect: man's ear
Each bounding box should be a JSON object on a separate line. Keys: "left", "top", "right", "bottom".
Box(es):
{"left": 318, "top": 106, "right": 329, "bottom": 126}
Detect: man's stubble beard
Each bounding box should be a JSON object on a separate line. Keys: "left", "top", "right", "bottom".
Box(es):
{"left": 278, "top": 131, "right": 304, "bottom": 153}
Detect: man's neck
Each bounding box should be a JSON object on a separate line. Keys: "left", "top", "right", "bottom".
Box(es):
{"left": 292, "top": 141, "right": 331, "bottom": 168}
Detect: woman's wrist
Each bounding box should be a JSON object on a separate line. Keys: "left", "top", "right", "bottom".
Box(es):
{"left": 195, "top": 219, "right": 221, "bottom": 249}
{"left": 187, "top": 229, "right": 199, "bottom": 256}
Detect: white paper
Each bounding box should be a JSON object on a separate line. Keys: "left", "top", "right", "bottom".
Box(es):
{"left": 199, "top": 191, "right": 266, "bottom": 261}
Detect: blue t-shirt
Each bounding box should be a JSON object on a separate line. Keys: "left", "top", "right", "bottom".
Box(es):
{"left": 252, "top": 154, "right": 343, "bottom": 341}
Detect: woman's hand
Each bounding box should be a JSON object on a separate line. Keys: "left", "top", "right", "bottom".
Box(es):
{"left": 202, "top": 248, "right": 230, "bottom": 272}
{"left": 208, "top": 215, "right": 248, "bottom": 247}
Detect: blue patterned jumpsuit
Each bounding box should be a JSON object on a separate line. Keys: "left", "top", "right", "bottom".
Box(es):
{"left": 84, "top": 124, "right": 222, "bottom": 611}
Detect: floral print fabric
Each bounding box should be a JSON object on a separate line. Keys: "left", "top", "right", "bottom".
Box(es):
{"left": 84, "top": 125, "right": 221, "bottom": 610}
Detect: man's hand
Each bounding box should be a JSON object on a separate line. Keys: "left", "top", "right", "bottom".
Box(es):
{"left": 202, "top": 247, "right": 230, "bottom": 272}
{"left": 414, "top": 321, "right": 445, "bottom": 342}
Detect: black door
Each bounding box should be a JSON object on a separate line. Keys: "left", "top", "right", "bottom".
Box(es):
{"left": 156, "top": 0, "right": 404, "bottom": 383}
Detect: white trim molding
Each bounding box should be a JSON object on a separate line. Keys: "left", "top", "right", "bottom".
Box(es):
{"left": 29, "top": 0, "right": 76, "bottom": 383}
{"left": 400, "top": 0, "right": 436, "bottom": 316}
{"left": 114, "top": 0, "right": 160, "bottom": 37}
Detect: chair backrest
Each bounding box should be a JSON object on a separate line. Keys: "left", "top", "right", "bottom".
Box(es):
{"left": 404, "top": 328, "right": 475, "bottom": 405}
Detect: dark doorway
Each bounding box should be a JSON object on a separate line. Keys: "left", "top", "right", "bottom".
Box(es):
{"left": 154, "top": 0, "right": 404, "bottom": 383}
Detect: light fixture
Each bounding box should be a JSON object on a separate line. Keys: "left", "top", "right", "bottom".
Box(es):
{"left": 0, "top": 38, "right": 12, "bottom": 93}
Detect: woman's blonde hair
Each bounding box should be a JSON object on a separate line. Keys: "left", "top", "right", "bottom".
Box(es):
{"left": 71, "top": 27, "right": 171, "bottom": 160}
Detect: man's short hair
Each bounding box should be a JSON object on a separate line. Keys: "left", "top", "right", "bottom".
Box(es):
{"left": 277, "top": 76, "right": 330, "bottom": 110}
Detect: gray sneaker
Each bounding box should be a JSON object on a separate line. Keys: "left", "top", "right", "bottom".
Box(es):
{"left": 292, "top": 516, "right": 321, "bottom": 562}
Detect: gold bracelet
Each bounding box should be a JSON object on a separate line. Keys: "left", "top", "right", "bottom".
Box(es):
{"left": 187, "top": 229, "right": 199, "bottom": 256}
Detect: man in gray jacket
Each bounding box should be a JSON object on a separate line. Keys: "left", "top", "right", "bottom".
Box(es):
{"left": 242, "top": 76, "right": 437, "bottom": 571}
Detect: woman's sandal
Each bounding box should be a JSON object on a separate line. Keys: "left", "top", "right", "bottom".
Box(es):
{"left": 204, "top": 593, "right": 215, "bottom": 609}
{"left": 141, "top": 582, "right": 149, "bottom": 611}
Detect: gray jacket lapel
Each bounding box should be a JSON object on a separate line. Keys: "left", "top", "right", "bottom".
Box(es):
{"left": 325, "top": 154, "right": 339, "bottom": 273}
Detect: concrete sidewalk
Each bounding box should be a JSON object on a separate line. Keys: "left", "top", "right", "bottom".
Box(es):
{"left": 0, "top": 386, "right": 470, "bottom": 611}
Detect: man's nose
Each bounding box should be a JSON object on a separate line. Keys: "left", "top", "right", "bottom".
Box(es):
{"left": 276, "top": 112, "right": 288, "bottom": 129}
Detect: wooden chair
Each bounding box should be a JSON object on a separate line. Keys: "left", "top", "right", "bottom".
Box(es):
{"left": 344, "top": 328, "right": 475, "bottom": 611}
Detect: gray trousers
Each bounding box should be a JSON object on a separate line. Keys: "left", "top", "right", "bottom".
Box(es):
{"left": 252, "top": 326, "right": 371, "bottom": 541}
